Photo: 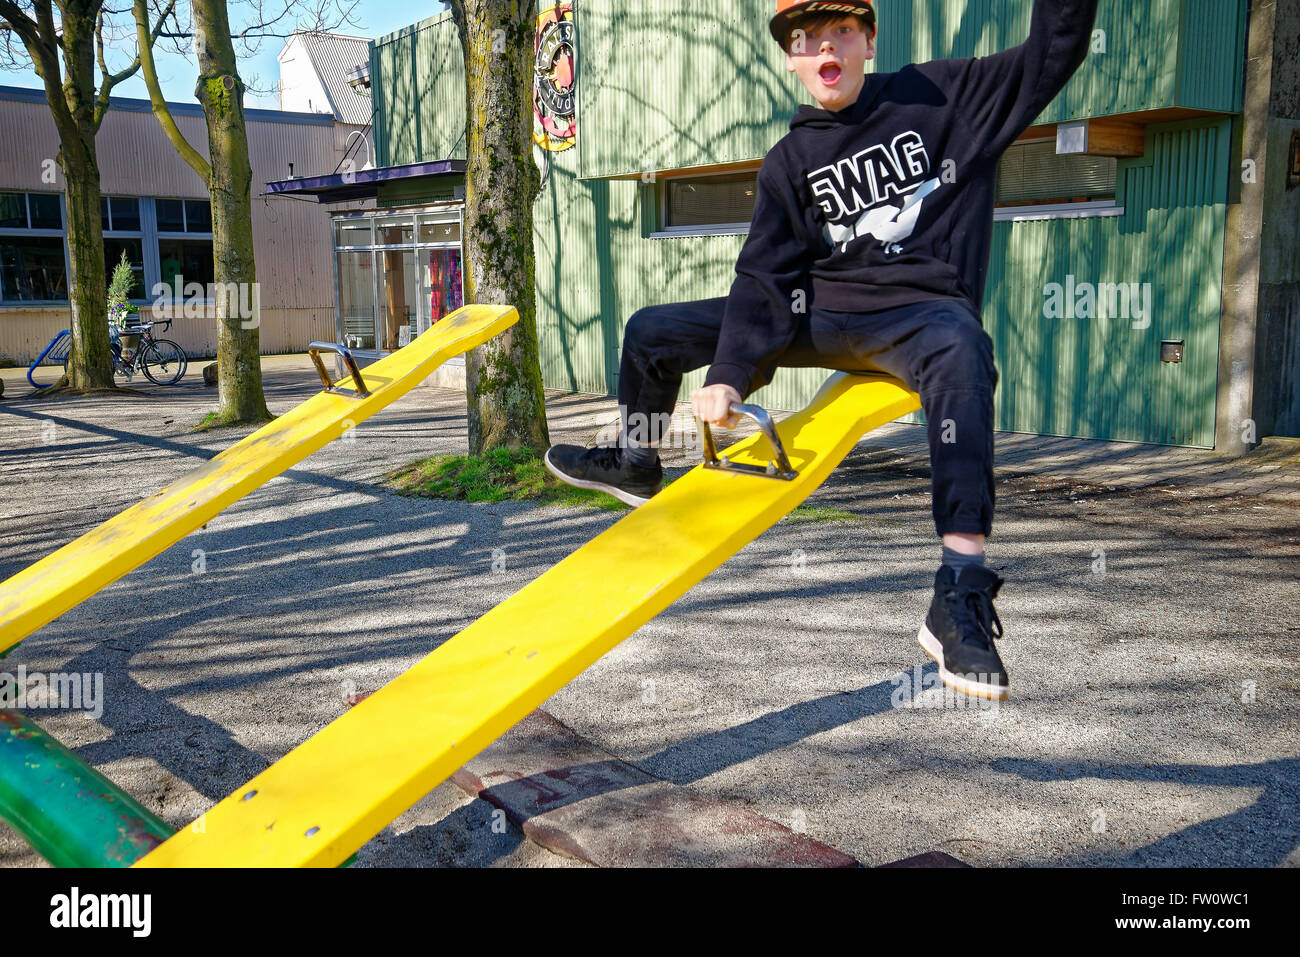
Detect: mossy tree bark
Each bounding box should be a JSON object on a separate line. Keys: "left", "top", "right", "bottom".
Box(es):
{"left": 56, "top": 98, "right": 112, "bottom": 390}
{"left": 449, "top": 0, "right": 550, "bottom": 455}
{"left": 191, "top": 0, "right": 269, "bottom": 422}
{"left": 0, "top": 0, "right": 151, "bottom": 390}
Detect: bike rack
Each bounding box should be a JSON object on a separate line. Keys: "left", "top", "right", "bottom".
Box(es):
{"left": 696, "top": 402, "right": 798, "bottom": 480}
{"left": 26, "top": 330, "right": 72, "bottom": 389}
{"left": 307, "top": 342, "right": 371, "bottom": 398}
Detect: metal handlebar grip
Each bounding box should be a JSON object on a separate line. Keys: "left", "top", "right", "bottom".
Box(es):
{"left": 695, "top": 402, "right": 797, "bottom": 480}
{"left": 307, "top": 341, "right": 371, "bottom": 398}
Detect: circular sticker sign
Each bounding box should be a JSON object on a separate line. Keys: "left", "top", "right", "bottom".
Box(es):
{"left": 533, "top": 3, "right": 576, "bottom": 152}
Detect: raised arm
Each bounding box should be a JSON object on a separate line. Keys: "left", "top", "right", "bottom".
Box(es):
{"left": 920, "top": 0, "right": 1100, "bottom": 161}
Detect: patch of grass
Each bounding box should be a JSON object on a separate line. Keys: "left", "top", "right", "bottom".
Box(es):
{"left": 387, "top": 448, "right": 866, "bottom": 521}
{"left": 783, "top": 504, "right": 864, "bottom": 523}
{"left": 193, "top": 408, "right": 275, "bottom": 432}
{"left": 385, "top": 446, "right": 628, "bottom": 510}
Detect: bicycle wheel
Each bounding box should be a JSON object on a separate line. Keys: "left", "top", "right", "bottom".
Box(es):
{"left": 141, "top": 339, "right": 187, "bottom": 385}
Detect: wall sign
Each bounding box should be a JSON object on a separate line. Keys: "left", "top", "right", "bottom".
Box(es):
{"left": 533, "top": 3, "right": 576, "bottom": 152}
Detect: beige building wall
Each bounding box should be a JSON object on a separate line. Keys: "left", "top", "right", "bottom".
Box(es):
{"left": 0, "top": 91, "right": 369, "bottom": 365}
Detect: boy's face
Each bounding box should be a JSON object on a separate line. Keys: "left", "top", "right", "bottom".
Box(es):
{"left": 784, "top": 15, "right": 876, "bottom": 113}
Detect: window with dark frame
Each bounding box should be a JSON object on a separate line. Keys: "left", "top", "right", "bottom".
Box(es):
{"left": 663, "top": 173, "right": 758, "bottom": 230}
{"left": 0, "top": 191, "right": 68, "bottom": 302}
{"left": 156, "top": 197, "right": 215, "bottom": 293}
{"left": 0, "top": 194, "right": 218, "bottom": 305}
{"left": 995, "top": 141, "right": 1117, "bottom": 207}
{"left": 660, "top": 145, "right": 1118, "bottom": 236}
{"left": 102, "top": 197, "right": 145, "bottom": 300}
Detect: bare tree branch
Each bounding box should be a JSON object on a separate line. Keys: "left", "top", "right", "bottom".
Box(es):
{"left": 132, "top": 0, "right": 208, "bottom": 177}
{"left": 94, "top": 3, "right": 144, "bottom": 129}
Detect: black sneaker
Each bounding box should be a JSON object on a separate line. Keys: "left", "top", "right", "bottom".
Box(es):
{"left": 917, "top": 565, "right": 1010, "bottom": 701}
{"left": 543, "top": 443, "right": 663, "bottom": 507}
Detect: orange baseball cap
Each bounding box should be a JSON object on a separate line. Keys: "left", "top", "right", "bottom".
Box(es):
{"left": 769, "top": 0, "right": 877, "bottom": 47}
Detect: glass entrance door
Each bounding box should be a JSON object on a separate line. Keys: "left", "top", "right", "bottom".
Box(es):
{"left": 378, "top": 249, "right": 417, "bottom": 350}
{"left": 332, "top": 209, "right": 464, "bottom": 352}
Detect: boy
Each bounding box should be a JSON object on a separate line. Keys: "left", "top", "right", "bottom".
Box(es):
{"left": 545, "top": 0, "right": 1099, "bottom": 701}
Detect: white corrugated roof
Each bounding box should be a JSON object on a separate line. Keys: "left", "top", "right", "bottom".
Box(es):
{"left": 290, "top": 32, "right": 374, "bottom": 126}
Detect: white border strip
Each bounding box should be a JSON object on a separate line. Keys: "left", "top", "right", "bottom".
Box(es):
{"left": 994, "top": 201, "right": 1123, "bottom": 222}
{"left": 649, "top": 224, "right": 751, "bottom": 238}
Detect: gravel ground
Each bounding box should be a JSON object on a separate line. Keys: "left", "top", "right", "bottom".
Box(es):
{"left": 0, "top": 357, "right": 1296, "bottom": 867}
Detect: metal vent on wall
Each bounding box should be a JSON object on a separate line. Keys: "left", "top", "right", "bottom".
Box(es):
{"left": 997, "top": 141, "right": 1117, "bottom": 205}
{"left": 378, "top": 190, "right": 457, "bottom": 208}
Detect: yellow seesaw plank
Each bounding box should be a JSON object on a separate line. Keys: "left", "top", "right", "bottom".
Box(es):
{"left": 0, "top": 304, "right": 518, "bottom": 654}
{"left": 135, "top": 371, "right": 921, "bottom": 867}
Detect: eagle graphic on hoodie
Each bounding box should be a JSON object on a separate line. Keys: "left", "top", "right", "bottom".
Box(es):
{"left": 703, "top": 0, "right": 1100, "bottom": 400}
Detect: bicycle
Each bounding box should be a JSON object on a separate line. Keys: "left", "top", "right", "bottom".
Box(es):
{"left": 109, "top": 318, "right": 188, "bottom": 385}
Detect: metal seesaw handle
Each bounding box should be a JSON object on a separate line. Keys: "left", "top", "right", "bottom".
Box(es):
{"left": 696, "top": 402, "right": 797, "bottom": 480}
{"left": 307, "top": 341, "right": 371, "bottom": 398}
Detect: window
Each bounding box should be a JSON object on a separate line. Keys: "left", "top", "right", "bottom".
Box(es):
{"left": 155, "top": 197, "right": 214, "bottom": 296}
{"left": 333, "top": 219, "right": 371, "bottom": 247}
{"left": 660, "top": 172, "right": 757, "bottom": 233}
{"left": 0, "top": 194, "right": 221, "bottom": 307}
{"left": 158, "top": 238, "right": 215, "bottom": 289}
{"left": 374, "top": 214, "right": 413, "bottom": 245}
{"left": 331, "top": 209, "right": 464, "bottom": 352}
{"left": 104, "top": 239, "right": 145, "bottom": 300}
{"left": 154, "top": 198, "right": 185, "bottom": 232}
{"left": 29, "top": 194, "right": 62, "bottom": 229}
{"left": 996, "top": 142, "right": 1117, "bottom": 207}
{"left": 0, "top": 191, "right": 67, "bottom": 302}
{"left": 0, "top": 191, "right": 63, "bottom": 231}
{"left": 377, "top": 249, "right": 416, "bottom": 350}
{"left": 101, "top": 196, "right": 146, "bottom": 302}
{"left": 154, "top": 198, "right": 211, "bottom": 233}
{"left": 0, "top": 193, "right": 25, "bottom": 228}
{"left": 184, "top": 199, "right": 211, "bottom": 232}
{"left": 337, "top": 250, "right": 375, "bottom": 349}
{"left": 101, "top": 196, "right": 142, "bottom": 232}
{"left": 1, "top": 237, "right": 67, "bottom": 301}
{"left": 418, "top": 219, "right": 460, "bottom": 244}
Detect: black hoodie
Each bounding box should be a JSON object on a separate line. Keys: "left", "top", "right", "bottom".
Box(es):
{"left": 703, "top": 0, "right": 1100, "bottom": 399}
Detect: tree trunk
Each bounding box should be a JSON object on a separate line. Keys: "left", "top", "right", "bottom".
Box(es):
{"left": 192, "top": 0, "right": 270, "bottom": 423}
{"left": 57, "top": 8, "right": 115, "bottom": 390}
{"left": 60, "top": 132, "right": 115, "bottom": 389}
{"left": 452, "top": 0, "right": 550, "bottom": 455}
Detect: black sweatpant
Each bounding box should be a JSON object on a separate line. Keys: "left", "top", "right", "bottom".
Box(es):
{"left": 617, "top": 296, "right": 998, "bottom": 537}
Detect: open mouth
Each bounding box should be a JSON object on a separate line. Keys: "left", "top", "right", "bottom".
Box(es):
{"left": 818, "top": 61, "right": 843, "bottom": 86}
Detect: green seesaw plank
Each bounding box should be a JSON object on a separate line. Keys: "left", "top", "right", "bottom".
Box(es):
{"left": 136, "top": 372, "right": 921, "bottom": 867}
{"left": 0, "top": 709, "right": 174, "bottom": 867}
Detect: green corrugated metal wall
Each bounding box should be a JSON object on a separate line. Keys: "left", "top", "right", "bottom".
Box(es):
{"left": 370, "top": 2, "right": 1246, "bottom": 448}
{"left": 871, "top": 0, "right": 1246, "bottom": 120}
{"left": 987, "top": 119, "right": 1231, "bottom": 448}
{"left": 571, "top": 0, "right": 1247, "bottom": 178}
{"left": 575, "top": 0, "right": 796, "bottom": 179}
{"left": 1177, "top": 0, "right": 1249, "bottom": 113}
{"left": 372, "top": 13, "right": 467, "bottom": 167}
